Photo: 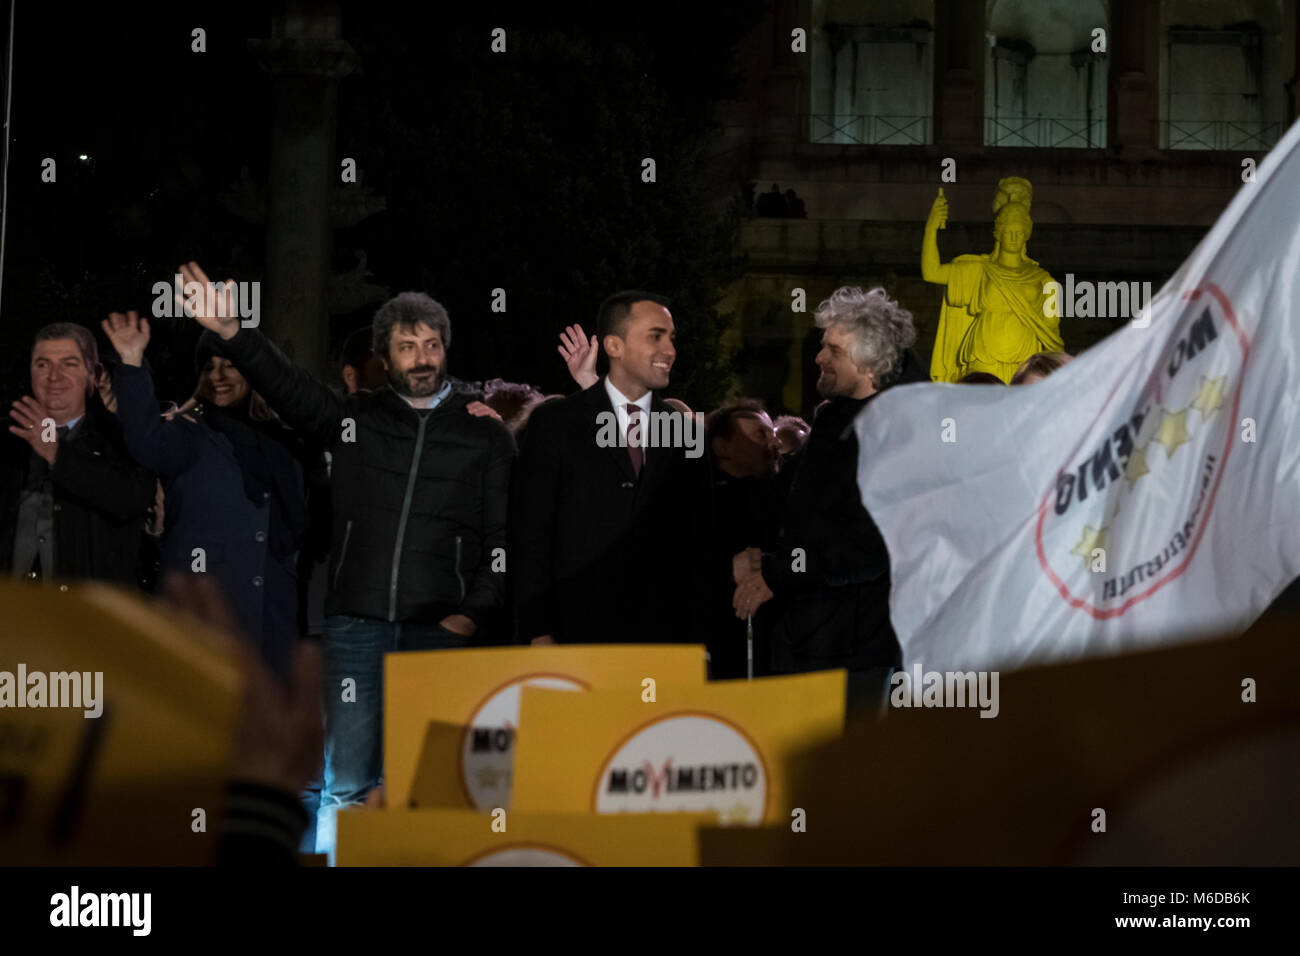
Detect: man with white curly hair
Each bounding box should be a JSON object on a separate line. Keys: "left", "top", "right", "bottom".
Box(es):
{"left": 731, "top": 286, "right": 925, "bottom": 709}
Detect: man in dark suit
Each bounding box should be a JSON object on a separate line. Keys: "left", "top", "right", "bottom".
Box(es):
{"left": 512, "top": 291, "right": 712, "bottom": 646}
{"left": 2, "top": 323, "right": 155, "bottom": 589}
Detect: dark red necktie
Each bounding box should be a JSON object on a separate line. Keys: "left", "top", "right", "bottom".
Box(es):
{"left": 626, "top": 403, "right": 644, "bottom": 477}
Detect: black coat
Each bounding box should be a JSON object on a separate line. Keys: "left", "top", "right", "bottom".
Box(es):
{"left": 211, "top": 328, "right": 514, "bottom": 630}
{"left": 113, "top": 363, "right": 305, "bottom": 680}
{"left": 511, "top": 381, "right": 713, "bottom": 644}
{"left": 0, "top": 396, "right": 155, "bottom": 588}
{"left": 707, "top": 470, "right": 787, "bottom": 679}
{"left": 762, "top": 349, "right": 925, "bottom": 674}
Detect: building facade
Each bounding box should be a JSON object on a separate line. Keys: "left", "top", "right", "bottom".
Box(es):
{"left": 714, "top": 0, "right": 1299, "bottom": 413}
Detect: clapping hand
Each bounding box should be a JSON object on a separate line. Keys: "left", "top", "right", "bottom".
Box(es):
{"left": 8, "top": 396, "right": 58, "bottom": 464}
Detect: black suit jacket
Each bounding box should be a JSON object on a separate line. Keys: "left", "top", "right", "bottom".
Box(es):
{"left": 0, "top": 396, "right": 155, "bottom": 588}
{"left": 510, "top": 380, "right": 712, "bottom": 644}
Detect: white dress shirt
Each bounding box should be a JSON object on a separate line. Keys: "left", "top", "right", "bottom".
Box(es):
{"left": 604, "top": 376, "right": 652, "bottom": 455}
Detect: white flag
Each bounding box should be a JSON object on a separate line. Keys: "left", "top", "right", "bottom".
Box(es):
{"left": 856, "top": 118, "right": 1300, "bottom": 672}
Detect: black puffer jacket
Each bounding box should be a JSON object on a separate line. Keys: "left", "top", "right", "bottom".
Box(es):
{"left": 210, "top": 328, "right": 514, "bottom": 628}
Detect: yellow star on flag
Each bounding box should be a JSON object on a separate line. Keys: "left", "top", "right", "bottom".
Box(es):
{"left": 1071, "top": 524, "right": 1107, "bottom": 571}
{"left": 1192, "top": 375, "right": 1228, "bottom": 422}
{"left": 1152, "top": 406, "right": 1190, "bottom": 458}
{"left": 1124, "top": 444, "right": 1150, "bottom": 488}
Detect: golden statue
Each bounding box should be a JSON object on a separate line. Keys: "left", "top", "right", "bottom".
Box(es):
{"left": 922, "top": 178, "right": 1063, "bottom": 383}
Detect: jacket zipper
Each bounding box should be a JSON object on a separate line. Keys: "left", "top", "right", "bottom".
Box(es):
{"left": 389, "top": 414, "right": 428, "bottom": 621}
{"left": 333, "top": 519, "right": 354, "bottom": 590}
{"left": 454, "top": 535, "right": 465, "bottom": 601}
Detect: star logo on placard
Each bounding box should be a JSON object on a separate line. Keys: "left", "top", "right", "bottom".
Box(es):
{"left": 1191, "top": 375, "right": 1228, "bottom": 423}
{"left": 1152, "top": 406, "right": 1190, "bottom": 459}
{"left": 1071, "top": 524, "right": 1108, "bottom": 571}
{"left": 721, "top": 801, "right": 752, "bottom": 825}
{"left": 476, "top": 766, "right": 508, "bottom": 790}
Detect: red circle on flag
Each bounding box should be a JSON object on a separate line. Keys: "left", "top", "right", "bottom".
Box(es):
{"left": 1033, "top": 283, "right": 1250, "bottom": 619}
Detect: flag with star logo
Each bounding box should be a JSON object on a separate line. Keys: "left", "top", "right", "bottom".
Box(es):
{"left": 854, "top": 116, "right": 1300, "bottom": 671}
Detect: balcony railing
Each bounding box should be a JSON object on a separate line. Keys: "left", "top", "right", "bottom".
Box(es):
{"left": 801, "top": 114, "right": 1283, "bottom": 152}
{"left": 985, "top": 116, "right": 1106, "bottom": 148}
{"left": 1161, "top": 119, "right": 1282, "bottom": 151}
{"left": 807, "top": 114, "right": 931, "bottom": 146}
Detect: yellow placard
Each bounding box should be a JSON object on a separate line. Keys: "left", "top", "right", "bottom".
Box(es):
{"left": 510, "top": 671, "right": 845, "bottom": 826}
{"left": 0, "top": 582, "right": 242, "bottom": 865}
{"left": 384, "top": 644, "right": 706, "bottom": 811}
{"left": 337, "top": 807, "right": 711, "bottom": 866}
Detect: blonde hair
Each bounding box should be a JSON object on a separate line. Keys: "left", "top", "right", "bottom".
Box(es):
{"left": 1010, "top": 351, "right": 1072, "bottom": 385}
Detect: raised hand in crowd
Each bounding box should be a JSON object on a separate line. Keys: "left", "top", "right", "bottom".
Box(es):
{"left": 177, "top": 261, "right": 241, "bottom": 339}
{"left": 101, "top": 310, "right": 151, "bottom": 367}
{"left": 558, "top": 323, "right": 599, "bottom": 389}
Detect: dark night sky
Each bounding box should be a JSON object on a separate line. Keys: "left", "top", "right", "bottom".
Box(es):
{"left": 0, "top": 1, "right": 762, "bottom": 404}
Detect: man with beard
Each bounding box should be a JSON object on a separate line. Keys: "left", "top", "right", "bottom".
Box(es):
{"left": 177, "top": 263, "right": 513, "bottom": 860}
{"left": 731, "top": 286, "right": 925, "bottom": 710}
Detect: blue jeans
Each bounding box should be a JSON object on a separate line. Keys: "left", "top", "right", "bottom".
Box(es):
{"left": 315, "top": 614, "right": 469, "bottom": 862}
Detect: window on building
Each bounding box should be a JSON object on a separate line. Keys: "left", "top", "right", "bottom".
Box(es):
{"left": 809, "top": 2, "right": 935, "bottom": 145}
{"left": 1163, "top": 24, "right": 1279, "bottom": 149}
{"left": 984, "top": 0, "right": 1108, "bottom": 148}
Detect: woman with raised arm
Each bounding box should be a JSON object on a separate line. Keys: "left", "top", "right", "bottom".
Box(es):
{"left": 103, "top": 309, "right": 309, "bottom": 683}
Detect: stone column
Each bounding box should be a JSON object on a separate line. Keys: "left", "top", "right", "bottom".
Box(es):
{"left": 764, "top": 0, "right": 811, "bottom": 140}
{"left": 250, "top": 1, "right": 356, "bottom": 377}
{"left": 1108, "top": 0, "right": 1158, "bottom": 151}
{"left": 933, "top": 0, "right": 984, "bottom": 146}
